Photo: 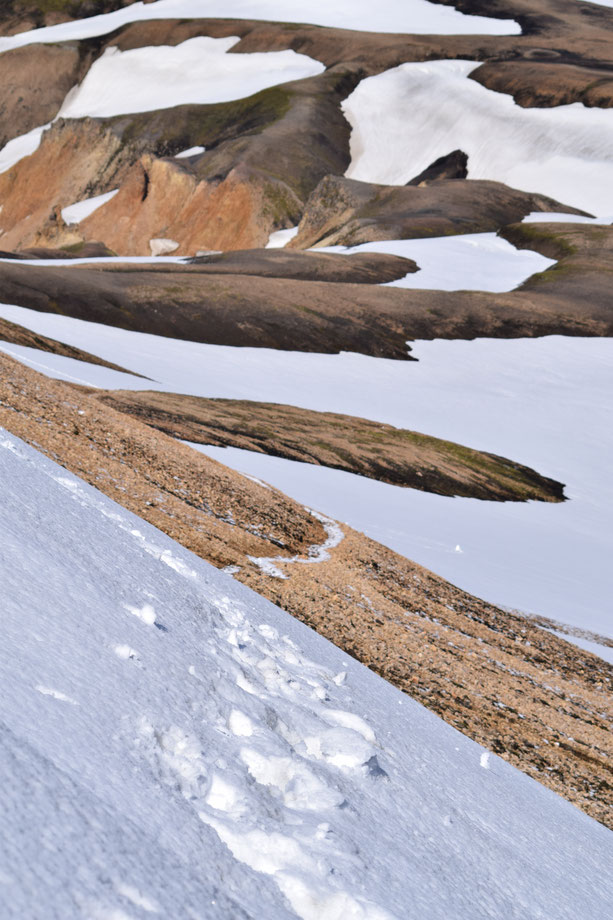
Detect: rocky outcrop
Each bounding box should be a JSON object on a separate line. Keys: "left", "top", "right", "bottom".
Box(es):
{"left": 471, "top": 60, "right": 613, "bottom": 109}
{"left": 186, "top": 248, "right": 417, "bottom": 284}
{"left": 407, "top": 149, "right": 468, "bottom": 185}
{"left": 0, "top": 117, "right": 141, "bottom": 252}
{"left": 0, "top": 43, "right": 89, "bottom": 148}
{"left": 2, "top": 240, "right": 116, "bottom": 258}
{"left": 96, "top": 389, "right": 566, "bottom": 502}
{"left": 288, "top": 174, "right": 584, "bottom": 249}
{"left": 0, "top": 70, "right": 357, "bottom": 254}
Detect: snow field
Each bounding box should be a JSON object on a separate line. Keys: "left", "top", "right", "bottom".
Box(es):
{"left": 57, "top": 36, "right": 324, "bottom": 119}
{"left": 342, "top": 60, "right": 613, "bottom": 217}
{"left": 0, "top": 0, "right": 520, "bottom": 57}
{"left": 320, "top": 233, "right": 555, "bottom": 292}
{"left": 0, "top": 303, "right": 611, "bottom": 641}
{"left": 1, "top": 431, "right": 611, "bottom": 919}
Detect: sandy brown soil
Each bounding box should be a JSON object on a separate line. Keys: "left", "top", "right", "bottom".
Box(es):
{"left": 289, "top": 175, "right": 583, "bottom": 249}
{"left": 0, "top": 349, "right": 611, "bottom": 827}
{"left": 95, "top": 388, "right": 565, "bottom": 502}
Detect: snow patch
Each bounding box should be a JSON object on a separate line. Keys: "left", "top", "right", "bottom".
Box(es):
{"left": 125, "top": 603, "right": 157, "bottom": 626}
{"left": 247, "top": 509, "right": 344, "bottom": 579}
{"left": 35, "top": 685, "right": 77, "bottom": 705}
{"left": 175, "top": 146, "right": 206, "bottom": 159}
{"left": 61, "top": 189, "right": 118, "bottom": 225}
{"left": 266, "top": 227, "right": 299, "bottom": 248}
{"left": 320, "top": 233, "right": 555, "bottom": 293}
{"left": 57, "top": 37, "right": 324, "bottom": 119}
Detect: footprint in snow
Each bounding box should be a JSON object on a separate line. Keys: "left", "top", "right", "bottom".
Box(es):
{"left": 35, "top": 685, "right": 78, "bottom": 705}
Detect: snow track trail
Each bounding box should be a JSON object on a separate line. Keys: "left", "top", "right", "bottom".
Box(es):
{"left": 1, "top": 431, "right": 612, "bottom": 919}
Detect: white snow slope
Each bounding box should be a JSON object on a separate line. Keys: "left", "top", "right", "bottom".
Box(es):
{"left": 57, "top": 37, "right": 324, "bottom": 119}
{"left": 1, "top": 430, "right": 611, "bottom": 919}
{"left": 0, "top": 0, "right": 520, "bottom": 56}
{"left": 343, "top": 60, "right": 613, "bottom": 217}
{"left": 320, "top": 234, "right": 555, "bottom": 292}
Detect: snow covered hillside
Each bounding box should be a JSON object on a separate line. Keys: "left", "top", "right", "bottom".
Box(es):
{"left": 1, "top": 430, "right": 611, "bottom": 920}
{"left": 343, "top": 60, "right": 613, "bottom": 216}
{"left": 0, "top": 0, "right": 520, "bottom": 52}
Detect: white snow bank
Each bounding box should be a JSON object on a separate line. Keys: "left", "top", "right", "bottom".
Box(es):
{"left": 1, "top": 430, "right": 610, "bottom": 918}
{"left": 267, "top": 226, "right": 299, "bottom": 248}
{"left": 58, "top": 36, "right": 324, "bottom": 119}
{"left": 0, "top": 305, "right": 611, "bottom": 640}
{"left": 319, "top": 233, "right": 555, "bottom": 292}
{"left": 61, "top": 189, "right": 119, "bottom": 225}
{"left": 0, "top": 123, "right": 48, "bottom": 174}
{"left": 0, "top": 0, "right": 520, "bottom": 57}
{"left": 342, "top": 60, "right": 613, "bottom": 217}
{"left": 175, "top": 145, "right": 206, "bottom": 158}
{"left": 523, "top": 211, "right": 613, "bottom": 224}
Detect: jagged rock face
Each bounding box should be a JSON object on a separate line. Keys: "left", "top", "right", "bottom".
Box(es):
{"left": 0, "top": 44, "right": 89, "bottom": 147}
{"left": 0, "top": 118, "right": 137, "bottom": 251}
{"left": 407, "top": 149, "right": 469, "bottom": 185}
{"left": 288, "top": 174, "right": 583, "bottom": 249}
{"left": 0, "top": 69, "right": 356, "bottom": 254}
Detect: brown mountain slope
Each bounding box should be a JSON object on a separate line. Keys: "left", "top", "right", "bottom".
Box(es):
{"left": 288, "top": 174, "right": 584, "bottom": 249}
{"left": 0, "top": 349, "right": 611, "bottom": 827}
{"left": 0, "top": 69, "right": 358, "bottom": 254}
{"left": 0, "top": 222, "right": 612, "bottom": 358}
{"left": 95, "top": 389, "right": 566, "bottom": 502}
